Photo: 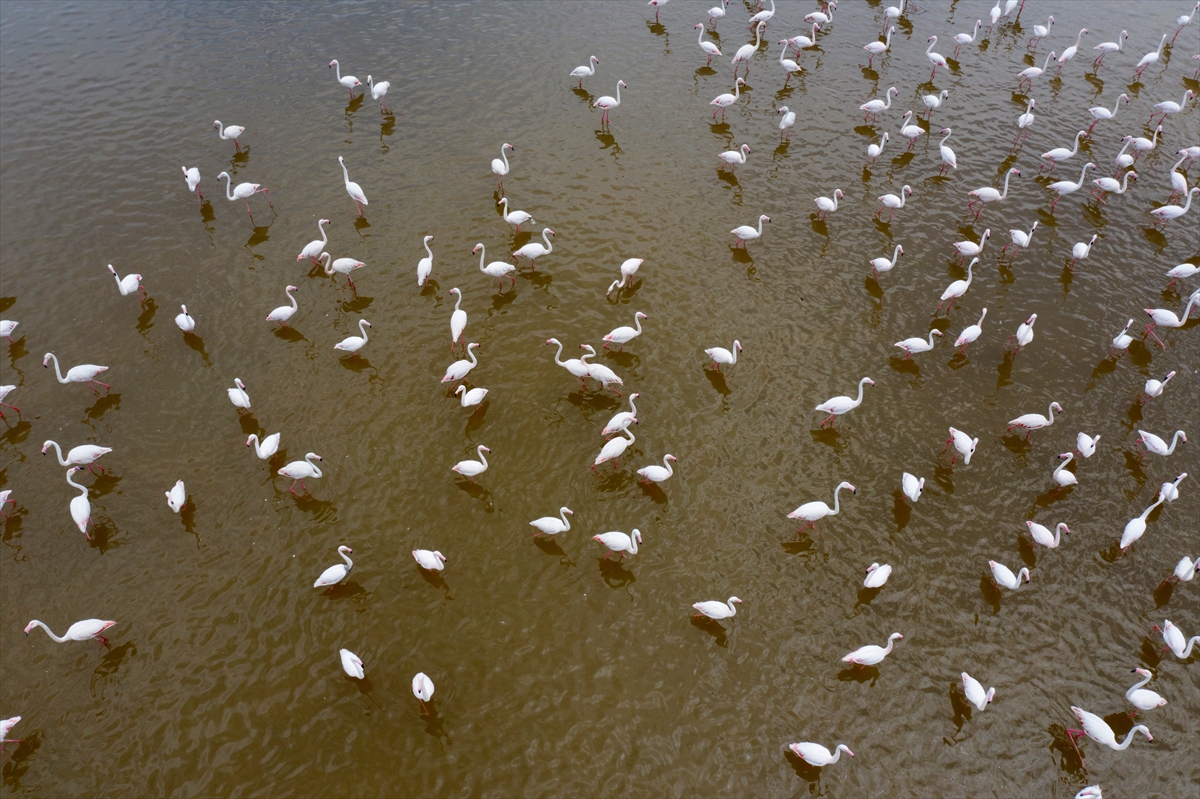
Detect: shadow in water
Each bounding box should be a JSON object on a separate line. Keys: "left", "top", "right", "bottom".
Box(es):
{"left": 784, "top": 750, "right": 825, "bottom": 785}
{"left": 597, "top": 556, "right": 636, "bottom": 588}
{"left": 689, "top": 615, "right": 729, "bottom": 647}
{"left": 533, "top": 535, "right": 575, "bottom": 568}
{"left": 454, "top": 479, "right": 492, "bottom": 504}
{"left": 856, "top": 585, "right": 884, "bottom": 607}
{"left": 836, "top": 664, "right": 880, "bottom": 686}
{"left": 291, "top": 492, "right": 336, "bottom": 520}
{"left": 979, "top": 572, "right": 1002, "bottom": 614}
{"left": 273, "top": 326, "right": 306, "bottom": 343}
{"left": 183, "top": 333, "right": 212, "bottom": 366}
{"left": 1152, "top": 579, "right": 1175, "bottom": 608}
{"left": 703, "top": 367, "right": 732, "bottom": 396}
{"left": 324, "top": 581, "right": 368, "bottom": 601}
{"left": 809, "top": 427, "right": 842, "bottom": 448}
{"left": 135, "top": 298, "right": 157, "bottom": 337}
{"left": 889, "top": 355, "right": 921, "bottom": 377}
{"left": 892, "top": 492, "right": 912, "bottom": 530}
{"left": 84, "top": 393, "right": 120, "bottom": 423}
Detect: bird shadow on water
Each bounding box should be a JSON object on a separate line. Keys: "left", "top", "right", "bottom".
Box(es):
{"left": 533, "top": 535, "right": 575, "bottom": 568}
{"left": 889, "top": 356, "right": 921, "bottom": 378}
{"left": 1018, "top": 535, "right": 1037, "bottom": 569}
{"left": 780, "top": 531, "right": 815, "bottom": 556}
{"left": 182, "top": 333, "right": 212, "bottom": 366}
{"left": 86, "top": 518, "right": 123, "bottom": 554}
{"left": 597, "top": 556, "right": 636, "bottom": 590}
{"left": 703, "top": 367, "right": 732, "bottom": 397}
{"left": 892, "top": 492, "right": 912, "bottom": 530}
{"left": 979, "top": 573, "right": 1003, "bottom": 614}
{"left": 592, "top": 468, "right": 635, "bottom": 494}
{"left": 837, "top": 664, "right": 880, "bottom": 686}
{"left": 784, "top": 750, "right": 824, "bottom": 787}
{"left": 689, "top": 616, "right": 729, "bottom": 648}
{"left": 272, "top": 326, "right": 306, "bottom": 343}
{"left": 571, "top": 86, "right": 595, "bottom": 105}
{"left": 340, "top": 295, "right": 373, "bottom": 313}
{"left": 809, "top": 427, "right": 843, "bottom": 449}
{"left": 416, "top": 568, "right": 453, "bottom": 599}
{"left": 245, "top": 224, "right": 271, "bottom": 254}
{"left": 135, "top": 299, "right": 157, "bottom": 337}
{"left": 638, "top": 481, "right": 668, "bottom": 506}
{"left": 88, "top": 471, "right": 122, "bottom": 499}
{"left": 855, "top": 585, "right": 884, "bottom": 608}
{"left": 324, "top": 581, "right": 367, "bottom": 601}
{"left": 1152, "top": 579, "right": 1176, "bottom": 608}
{"left": 594, "top": 129, "right": 621, "bottom": 160}
{"left": 290, "top": 493, "right": 336, "bottom": 521}
{"left": 1047, "top": 724, "right": 1086, "bottom": 774}
{"left": 1, "top": 420, "right": 32, "bottom": 447}
{"left": 420, "top": 702, "right": 450, "bottom": 745}
{"left": 83, "top": 393, "right": 120, "bottom": 424}
{"left": 454, "top": 479, "right": 492, "bottom": 507}
{"left": 947, "top": 683, "right": 973, "bottom": 737}
{"left": 90, "top": 640, "right": 136, "bottom": 697}
{"left": 2, "top": 730, "right": 42, "bottom": 787}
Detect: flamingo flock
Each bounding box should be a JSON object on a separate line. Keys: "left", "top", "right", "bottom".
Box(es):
{"left": 1, "top": 1, "right": 1197, "bottom": 795}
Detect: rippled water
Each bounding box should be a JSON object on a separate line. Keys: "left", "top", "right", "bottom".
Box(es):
{"left": 1, "top": 1, "right": 1197, "bottom": 796}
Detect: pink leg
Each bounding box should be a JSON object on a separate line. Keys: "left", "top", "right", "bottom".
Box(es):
{"left": 0, "top": 401, "right": 20, "bottom": 414}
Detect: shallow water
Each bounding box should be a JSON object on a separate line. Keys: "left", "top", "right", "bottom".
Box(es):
{"left": 1, "top": 1, "right": 1198, "bottom": 796}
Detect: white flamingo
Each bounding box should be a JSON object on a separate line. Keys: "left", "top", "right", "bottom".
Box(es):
{"left": 815, "top": 378, "right": 873, "bottom": 427}
{"left": 333, "top": 319, "right": 371, "bottom": 357}
{"left": 412, "top": 549, "right": 446, "bottom": 571}
{"left": 593, "top": 529, "right": 642, "bottom": 559}
{"left": 297, "top": 218, "right": 331, "bottom": 263}
{"left": 788, "top": 743, "right": 854, "bottom": 767}
{"left": 864, "top": 563, "right": 892, "bottom": 587}
{"left": 366, "top": 75, "right": 390, "bottom": 111}
{"left": 1007, "top": 401, "right": 1062, "bottom": 438}
{"left": 315, "top": 546, "right": 353, "bottom": 589}
{"left": 570, "top": 55, "right": 599, "bottom": 87}
{"left": 1133, "top": 33, "right": 1167, "bottom": 78}
{"left": 212, "top": 120, "right": 245, "bottom": 150}
{"left": 182, "top": 165, "right": 203, "bottom": 199}
{"left": 278, "top": 453, "right": 323, "bottom": 494}
{"left": 696, "top": 24, "right": 721, "bottom": 65}
{"left": 859, "top": 86, "right": 898, "bottom": 122}
{"left": 473, "top": 243, "right": 516, "bottom": 293}
{"left": 455, "top": 385, "right": 488, "bottom": 408}
{"left": 606, "top": 258, "right": 644, "bottom": 296}
{"left": 546, "top": 338, "right": 589, "bottom": 386}
{"left": 1126, "top": 668, "right": 1167, "bottom": 712}
{"left": 226, "top": 378, "right": 250, "bottom": 410}
{"left": 989, "top": 560, "right": 1030, "bottom": 589}
{"left": 246, "top": 433, "right": 280, "bottom": 460}
{"left": 266, "top": 285, "right": 299, "bottom": 327}
{"left": 417, "top": 235, "right": 435, "bottom": 287}
{"left": 637, "top": 454, "right": 677, "bottom": 484}
{"left": 340, "top": 649, "right": 365, "bottom": 679}
{"left": 513, "top": 228, "right": 555, "bottom": 269}
{"left": 42, "top": 440, "right": 112, "bottom": 471}
{"left": 65, "top": 467, "right": 91, "bottom": 537}
{"left": 448, "top": 287, "right": 467, "bottom": 351}
{"left": 603, "top": 312, "right": 647, "bottom": 351}
{"left": 593, "top": 426, "right": 634, "bottom": 470}
{"left": 43, "top": 353, "right": 109, "bottom": 393}
{"left": 337, "top": 156, "right": 368, "bottom": 216}
{"left": 594, "top": 80, "right": 626, "bottom": 124}
{"left": 1153, "top": 619, "right": 1200, "bottom": 659}
{"left": 24, "top": 618, "right": 116, "bottom": 646}
{"left": 328, "top": 59, "right": 361, "bottom": 97}
{"left": 1048, "top": 163, "right": 1097, "bottom": 210}
{"left": 843, "top": 632, "right": 903, "bottom": 666}
{"left": 705, "top": 340, "right": 742, "bottom": 371}
{"left": 870, "top": 244, "right": 903, "bottom": 277}
{"left": 497, "top": 198, "right": 535, "bottom": 232}
{"left": 946, "top": 427, "right": 978, "bottom": 464}
{"left": 731, "top": 23, "right": 766, "bottom": 77}
{"left": 1002, "top": 221, "right": 1037, "bottom": 260}
{"left": 962, "top": 673, "right": 996, "bottom": 710}
{"left": 731, "top": 214, "right": 769, "bottom": 246}
{"left": 441, "top": 342, "right": 480, "bottom": 384}
{"left": 530, "top": 507, "right": 573, "bottom": 537}
{"left": 894, "top": 329, "right": 941, "bottom": 358}
{"left": 1027, "top": 520, "right": 1069, "bottom": 548}
{"left": 968, "top": 168, "right": 1020, "bottom": 219}
{"left": 953, "top": 308, "right": 987, "bottom": 352}
{"left": 216, "top": 171, "right": 270, "bottom": 218}
{"left": 1053, "top": 452, "right": 1078, "bottom": 489}
{"left": 814, "top": 189, "right": 843, "bottom": 221}
{"left": 710, "top": 78, "right": 746, "bottom": 121}
{"left": 692, "top": 596, "right": 742, "bottom": 621}
{"left": 165, "top": 480, "right": 185, "bottom": 513}
{"left": 788, "top": 481, "right": 855, "bottom": 531}
{"left": 491, "top": 143, "right": 513, "bottom": 185}
{"left": 452, "top": 445, "right": 490, "bottom": 479}
{"left": 107, "top": 264, "right": 144, "bottom": 301}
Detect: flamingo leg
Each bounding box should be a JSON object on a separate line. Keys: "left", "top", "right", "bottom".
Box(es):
{"left": 1, "top": 401, "right": 21, "bottom": 414}
{"left": 234, "top": 139, "right": 241, "bottom": 152}
{"left": 244, "top": 199, "right": 254, "bottom": 217}
{"left": 347, "top": 276, "right": 357, "bottom": 292}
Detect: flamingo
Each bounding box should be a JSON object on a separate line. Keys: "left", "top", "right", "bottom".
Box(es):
{"left": 864, "top": 563, "right": 892, "bottom": 587}
{"left": 696, "top": 24, "right": 721, "bottom": 65}
{"left": 606, "top": 258, "right": 644, "bottom": 297}
{"left": 1, "top": 717, "right": 20, "bottom": 751}
{"left": 787, "top": 481, "right": 855, "bottom": 531}
{"left": 497, "top": 198, "right": 535, "bottom": 232}
{"left": 705, "top": 340, "right": 741, "bottom": 371}
{"left": 340, "top": 649, "right": 364, "bottom": 679}
{"left": 226, "top": 378, "right": 250, "bottom": 410}
{"left": 1057, "top": 28, "right": 1089, "bottom": 68}
{"left": 216, "top": 171, "right": 270, "bottom": 218}
{"left": 749, "top": 0, "right": 775, "bottom": 27}
{"left": 989, "top": 560, "right": 1030, "bottom": 589}
{"left": 1126, "top": 669, "right": 1167, "bottom": 713}
{"left": 442, "top": 342, "right": 480, "bottom": 383}
{"left": 1143, "top": 291, "right": 1199, "bottom": 346}
{"left": 1166, "top": 152, "right": 1189, "bottom": 204}
{"left": 1173, "top": 555, "right": 1197, "bottom": 580}
{"left": 1073, "top": 433, "right": 1099, "bottom": 460}
{"left": 530, "top": 507, "right": 573, "bottom": 537}
{"left": 594, "top": 80, "right": 626, "bottom": 124}
{"left": 1068, "top": 234, "right": 1099, "bottom": 268}
{"left": 1142, "top": 370, "right": 1175, "bottom": 402}
{"left": 962, "top": 673, "right": 995, "bottom": 710}
{"left": 637, "top": 454, "right": 677, "bottom": 484}
{"left": 936, "top": 257, "right": 979, "bottom": 313}
{"left": 1138, "top": 429, "right": 1187, "bottom": 457}
{"left": 546, "top": 338, "right": 589, "bottom": 385}
{"left": 894, "top": 329, "right": 942, "bottom": 357}
{"left": 866, "top": 132, "right": 888, "bottom": 164}
{"left": 953, "top": 229, "right": 989, "bottom": 262}
{"left": 1110, "top": 319, "right": 1135, "bottom": 355}
{"left": 710, "top": 78, "right": 746, "bottom": 120}
{"left": 954, "top": 21, "right": 983, "bottom": 57}
{"left": 1153, "top": 619, "right": 1200, "bottom": 658}
{"left": 314, "top": 546, "right": 354, "bottom": 589}
{"left": 297, "top": 218, "right": 331, "bottom": 263}
{"left": 954, "top": 308, "right": 987, "bottom": 352}
{"left": 1132, "top": 127, "right": 1164, "bottom": 163}
{"left": 731, "top": 23, "right": 767, "bottom": 77}
{"left": 1028, "top": 16, "right": 1053, "bottom": 47}
{"left": 570, "top": 55, "right": 599, "bottom": 87}
{"left": 333, "top": 319, "right": 371, "bottom": 356}
{"left": 843, "top": 632, "right": 903, "bottom": 666}
{"left": 474, "top": 243, "right": 516, "bottom": 293}
{"left": 412, "top": 673, "right": 435, "bottom": 710}
{"left": 212, "top": 120, "right": 245, "bottom": 151}
{"left": 580, "top": 346, "right": 623, "bottom": 395}
{"left": 1018, "top": 54, "right": 1055, "bottom": 88}
{"left": 0, "top": 386, "right": 17, "bottom": 419}
{"left": 0, "top": 320, "right": 17, "bottom": 341}
{"left": 708, "top": 0, "right": 728, "bottom": 24}
{"left": 938, "top": 128, "right": 956, "bottom": 174}
{"left": 692, "top": 596, "right": 742, "bottom": 620}
{"left": 1015, "top": 99, "right": 1037, "bottom": 146}
{"left": 1067, "top": 707, "right": 1151, "bottom": 766}
{"left": 814, "top": 189, "right": 843, "bottom": 221}
{"left": 787, "top": 23, "right": 820, "bottom": 54}
{"left": 922, "top": 89, "right": 950, "bottom": 118}
{"left": 859, "top": 86, "right": 898, "bottom": 122}
{"left": 1041, "top": 131, "right": 1088, "bottom": 171}
{"left": 946, "top": 427, "right": 979, "bottom": 464}
{"left": 968, "top": 168, "right": 1020, "bottom": 219}
{"left": 898, "top": 111, "right": 923, "bottom": 149}
{"left": 43, "top": 353, "right": 109, "bottom": 393}
{"left": 182, "top": 165, "right": 203, "bottom": 199}
{"left": 1091, "top": 170, "right": 1136, "bottom": 204}
{"left": 804, "top": 2, "right": 835, "bottom": 26}
{"left": 1133, "top": 33, "right": 1166, "bottom": 78}
{"left": 24, "top": 618, "right": 116, "bottom": 647}
{"left": 318, "top": 253, "right": 365, "bottom": 292}
{"left": 445, "top": 287, "right": 467, "bottom": 351}
{"left": 365, "top": 75, "right": 390, "bottom": 111}
{"left": 246, "top": 433, "right": 280, "bottom": 460}
{"left": 107, "top": 264, "right": 144, "bottom": 301}
{"left": 593, "top": 427, "right": 634, "bottom": 470}
{"left": 174, "top": 305, "right": 195, "bottom": 332}
{"left": 1162, "top": 474, "right": 1188, "bottom": 503}
{"left": 513, "top": 228, "right": 555, "bottom": 269}
{"left": 1113, "top": 137, "right": 1137, "bottom": 171}
{"left": 266, "top": 285, "right": 299, "bottom": 327}
{"left": 452, "top": 445, "right": 490, "bottom": 479}
{"left": 788, "top": 743, "right": 854, "bottom": 766}
{"left": 417, "top": 235, "right": 435, "bottom": 287}
{"left": 1174, "top": 2, "right": 1200, "bottom": 42}
{"left": 604, "top": 312, "right": 647, "bottom": 351}
{"left": 1092, "top": 30, "right": 1128, "bottom": 66}
{"left": 412, "top": 549, "right": 446, "bottom": 571}
{"left": 731, "top": 214, "right": 769, "bottom": 246}
{"left": 1048, "top": 163, "right": 1096, "bottom": 210}
{"left": 165, "top": 480, "right": 185, "bottom": 513}
{"left": 925, "top": 36, "right": 947, "bottom": 80}
{"left": 593, "top": 529, "right": 642, "bottom": 559}
{"left": 1008, "top": 402, "right": 1063, "bottom": 438}
{"left": 776, "top": 106, "right": 796, "bottom": 140}
{"left": 328, "top": 59, "right": 361, "bottom": 97}
{"left": 1027, "top": 520, "right": 1069, "bottom": 548}
{"left": 864, "top": 27, "right": 894, "bottom": 66}
{"left": 337, "top": 156, "right": 368, "bottom": 216}
{"left": 870, "top": 244, "right": 903, "bottom": 277}
{"left": 987, "top": 0, "right": 1002, "bottom": 30}
{"left": 455, "top": 385, "right": 488, "bottom": 408}
{"left": 42, "top": 440, "right": 112, "bottom": 471}
{"left": 877, "top": 185, "right": 912, "bottom": 221}
{"left": 1008, "top": 313, "right": 1037, "bottom": 352}
{"left": 1166, "top": 262, "right": 1198, "bottom": 286}
{"left": 1053, "top": 452, "right": 1079, "bottom": 489}
{"left": 1151, "top": 187, "right": 1199, "bottom": 229}
{"left": 1002, "top": 221, "right": 1037, "bottom": 259}
{"left": 491, "top": 143, "right": 513, "bottom": 185}
{"left": 64, "top": 467, "right": 91, "bottom": 537}
{"left": 815, "top": 378, "right": 874, "bottom": 427}
{"left": 278, "top": 453, "right": 323, "bottom": 494}
{"left": 717, "top": 143, "right": 751, "bottom": 171}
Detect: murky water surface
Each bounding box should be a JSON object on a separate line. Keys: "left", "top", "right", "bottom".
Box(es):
{"left": 1, "top": 1, "right": 1197, "bottom": 796}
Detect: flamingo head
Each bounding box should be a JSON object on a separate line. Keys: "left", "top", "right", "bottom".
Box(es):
{"left": 835, "top": 189, "right": 844, "bottom": 199}
{"left": 736, "top": 77, "right": 746, "bottom": 86}
{"left": 866, "top": 378, "right": 875, "bottom": 386}
{"left": 481, "top": 446, "right": 491, "bottom": 454}
{"left": 730, "top": 597, "right": 743, "bottom": 605}
{"left": 735, "top": 341, "right": 743, "bottom": 353}
{"left": 636, "top": 312, "right": 648, "bottom": 320}
{"left": 339, "top": 546, "right": 353, "bottom": 554}
{"left": 665, "top": 455, "right": 677, "bottom": 463}
{"left": 22, "top": 621, "right": 37, "bottom": 636}
{"left": 450, "top": 287, "right": 460, "bottom": 296}
{"left": 328, "top": 60, "right": 337, "bottom": 68}
{"left": 42, "top": 354, "right": 51, "bottom": 368}
{"left": 564, "top": 508, "right": 575, "bottom": 516}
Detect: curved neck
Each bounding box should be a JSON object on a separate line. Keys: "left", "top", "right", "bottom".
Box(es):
{"left": 466, "top": 345, "right": 478, "bottom": 366}
{"left": 926, "top": 37, "right": 936, "bottom": 55}
{"left": 830, "top": 745, "right": 850, "bottom": 763}
{"left": 659, "top": 456, "right": 674, "bottom": 476}
{"left": 830, "top": 485, "right": 844, "bottom": 514}
{"left": 1073, "top": 163, "right": 1091, "bottom": 187}
{"left": 28, "top": 621, "right": 68, "bottom": 642}
{"left": 1069, "top": 131, "right": 1084, "bottom": 154}
{"left": 1115, "top": 726, "right": 1150, "bottom": 749}
{"left": 559, "top": 509, "right": 571, "bottom": 529}
{"left": 829, "top": 192, "right": 839, "bottom": 210}
{"left": 728, "top": 342, "right": 739, "bottom": 363}
{"left": 45, "top": 441, "right": 68, "bottom": 466}
{"left": 424, "top": 238, "right": 434, "bottom": 258}
{"left": 357, "top": 320, "right": 370, "bottom": 340}
{"left": 323, "top": 255, "right": 336, "bottom": 276}
{"left": 1073, "top": 29, "right": 1084, "bottom": 47}
{"left": 215, "top": 121, "right": 225, "bottom": 136}
{"left": 854, "top": 379, "right": 869, "bottom": 404}
{"left": 317, "top": 219, "right": 328, "bottom": 243}
{"left": 499, "top": 147, "right": 510, "bottom": 170}
{"left": 1155, "top": 35, "right": 1165, "bottom": 56}
{"left": 627, "top": 533, "right": 639, "bottom": 554}
{"left": 1179, "top": 190, "right": 1196, "bottom": 214}
{"left": 340, "top": 549, "right": 354, "bottom": 569}
{"left": 541, "top": 229, "right": 554, "bottom": 251}
{"left": 550, "top": 339, "right": 565, "bottom": 365}
{"left": 1119, "top": 171, "right": 1133, "bottom": 192}
{"left": 249, "top": 435, "right": 264, "bottom": 457}
{"left": 883, "top": 89, "right": 894, "bottom": 109}
{"left": 220, "top": 173, "right": 236, "bottom": 201}
{"left": 926, "top": 330, "right": 938, "bottom": 348}
{"left": 1055, "top": 453, "right": 1074, "bottom": 473}
{"left": 627, "top": 395, "right": 639, "bottom": 417}
{"left": 45, "top": 353, "right": 66, "bottom": 382}
{"left": 477, "top": 245, "right": 487, "bottom": 271}
{"left": 340, "top": 160, "right": 351, "bottom": 184}
{"left": 1017, "top": 568, "right": 1030, "bottom": 583}
{"left": 286, "top": 287, "right": 297, "bottom": 309}
{"left": 453, "top": 291, "right": 463, "bottom": 313}
{"left": 332, "top": 61, "right": 342, "bottom": 81}
{"left": 65, "top": 470, "right": 87, "bottom": 496}
{"left": 1181, "top": 637, "right": 1200, "bottom": 657}
{"left": 891, "top": 245, "right": 902, "bottom": 265}
{"left": 1000, "top": 170, "right": 1014, "bottom": 198}
{"left": 964, "top": 261, "right": 975, "bottom": 285}
{"left": 1127, "top": 673, "right": 1152, "bottom": 699}
{"left": 1108, "top": 96, "right": 1123, "bottom": 116}
{"left": 632, "top": 315, "right": 643, "bottom": 334}
{"left": 1041, "top": 51, "right": 1054, "bottom": 70}
{"left": 940, "top": 130, "right": 952, "bottom": 146}
{"left": 702, "top": 27, "right": 709, "bottom": 47}
{"left": 885, "top": 27, "right": 893, "bottom": 46}
{"left": 305, "top": 454, "right": 323, "bottom": 478}
{"left": 753, "top": 24, "right": 763, "bottom": 48}
{"left": 1182, "top": 294, "right": 1199, "bottom": 323}
{"left": 755, "top": 217, "right": 764, "bottom": 235}
{"left": 725, "top": 598, "right": 738, "bottom": 615}
{"left": 475, "top": 446, "right": 488, "bottom": 468}
{"left": 1150, "top": 128, "right": 1160, "bottom": 146}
